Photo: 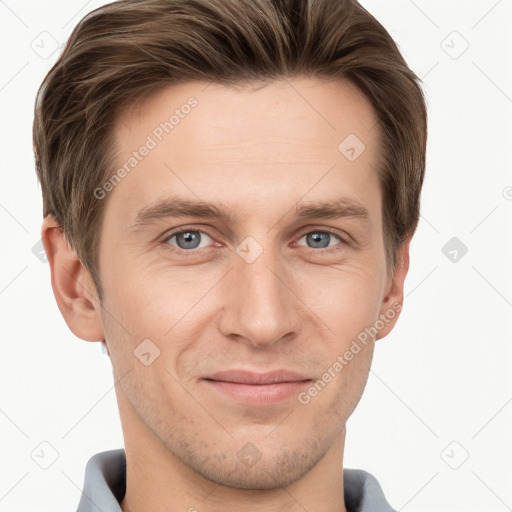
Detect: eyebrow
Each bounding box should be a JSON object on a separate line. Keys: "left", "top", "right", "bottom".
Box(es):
{"left": 128, "top": 195, "right": 370, "bottom": 230}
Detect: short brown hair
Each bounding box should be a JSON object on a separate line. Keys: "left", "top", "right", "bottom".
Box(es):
{"left": 33, "top": 0, "right": 427, "bottom": 302}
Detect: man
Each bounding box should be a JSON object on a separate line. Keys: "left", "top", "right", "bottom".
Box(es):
{"left": 34, "top": 0, "right": 427, "bottom": 510}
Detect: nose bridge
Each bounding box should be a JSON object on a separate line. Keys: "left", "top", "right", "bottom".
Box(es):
{"left": 220, "top": 235, "right": 300, "bottom": 346}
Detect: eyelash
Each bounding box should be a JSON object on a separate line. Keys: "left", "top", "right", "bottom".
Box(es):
{"left": 160, "top": 226, "right": 349, "bottom": 255}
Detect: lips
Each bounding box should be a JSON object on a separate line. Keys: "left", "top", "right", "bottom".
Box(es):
{"left": 201, "top": 370, "right": 313, "bottom": 405}
{"left": 202, "top": 369, "right": 311, "bottom": 385}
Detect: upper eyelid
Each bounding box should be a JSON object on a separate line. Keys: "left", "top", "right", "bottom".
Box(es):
{"left": 162, "top": 227, "right": 214, "bottom": 243}
{"left": 295, "top": 230, "right": 344, "bottom": 243}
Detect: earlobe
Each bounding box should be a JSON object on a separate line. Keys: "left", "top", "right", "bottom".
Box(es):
{"left": 41, "top": 215, "right": 105, "bottom": 342}
{"left": 375, "top": 239, "right": 411, "bottom": 340}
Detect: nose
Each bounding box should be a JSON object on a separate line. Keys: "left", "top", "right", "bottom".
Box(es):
{"left": 217, "top": 242, "right": 302, "bottom": 348}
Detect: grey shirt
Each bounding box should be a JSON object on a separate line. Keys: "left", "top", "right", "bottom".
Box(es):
{"left": 75, "top": 449, "right": 397, "bottom": 512}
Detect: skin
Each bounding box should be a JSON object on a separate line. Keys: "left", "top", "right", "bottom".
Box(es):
{"left": 42, "top": 77, "right": 410, "bottom": 512}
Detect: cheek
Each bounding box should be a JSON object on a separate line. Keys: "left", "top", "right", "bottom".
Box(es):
{"left": 333, "top": 345, "right": 374, "bottom": 419}
{"left": 101, "top": 254, "right": 198, "bottom": 331}
{"left": 301, "top": 266, "right": 381, "bottom": 403}
{"left": 302, "top": 262, "right": 383, "bottom": 331}
{"left": 100, "top": 263, "right": 216, "bottom": 382}
{"left": 308, "top": 318, "right": 376, "bottom": 417}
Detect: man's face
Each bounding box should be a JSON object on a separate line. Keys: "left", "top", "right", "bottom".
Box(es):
{"left": 93, "top": 77, "right": 402, "bottom": 489}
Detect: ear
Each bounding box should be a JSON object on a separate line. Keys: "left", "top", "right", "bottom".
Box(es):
{"left": 375, "top": 238, "right": 411, "bottom": 340}
{"left": 41, "top": 215, "right": 105, "bottom": 342}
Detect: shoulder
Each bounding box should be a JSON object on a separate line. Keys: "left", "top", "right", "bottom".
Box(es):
{"left": 76, "top": 449, "right": 126, "bottom": 512}
{"left": 343, "top": 467, "right": 398, "bottom": 512}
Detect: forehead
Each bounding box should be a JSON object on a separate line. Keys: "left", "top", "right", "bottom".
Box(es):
{"left": 107, "top": 77, "right": 382, "bottom": 228}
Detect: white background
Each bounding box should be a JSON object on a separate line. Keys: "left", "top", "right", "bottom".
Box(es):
{"left": 0, "top": 0, "right": 511, "bottom": 511}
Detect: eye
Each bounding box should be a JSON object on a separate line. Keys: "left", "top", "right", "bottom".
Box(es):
{"left": 163, "top": 229, "right": 214, "bottom": 251}
{"left": 295, "top": 230, "right": 345, "bottom": 251}
{"left": 161, "top": 227, "right": 348, "bottom": 255}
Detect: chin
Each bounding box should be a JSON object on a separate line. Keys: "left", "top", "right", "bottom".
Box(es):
{"left": 194, "top": 456, "right": 315, "bottom": 490}
{"left": 177, "top": 435, "right": 327, "bottom": 490}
